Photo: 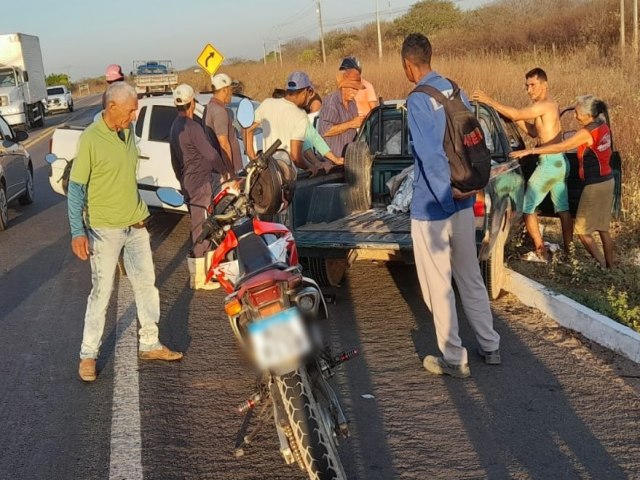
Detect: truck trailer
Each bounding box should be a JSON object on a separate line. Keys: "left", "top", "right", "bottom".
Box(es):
{"left": 0, "top": 33, "right": 47, "bottom": 129}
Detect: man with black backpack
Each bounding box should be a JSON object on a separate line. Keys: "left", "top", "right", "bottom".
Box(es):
{"left": 401, "top": 33, "right": 501, "bottom": 379}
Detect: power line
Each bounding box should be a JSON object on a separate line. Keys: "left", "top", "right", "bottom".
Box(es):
{"left": 275, "top": 2, "right": 317, "bottom": 31}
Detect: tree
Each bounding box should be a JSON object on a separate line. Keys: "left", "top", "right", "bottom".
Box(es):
{"left": 393, "top": 0, "right": 462, "bottom": 37}
{"left": 46, "top": 73, "right": 70, "bottom": 87}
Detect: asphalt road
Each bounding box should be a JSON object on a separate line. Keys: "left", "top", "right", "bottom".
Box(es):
{"left": 0, "top": 98, "right": 639, "bottom": 480}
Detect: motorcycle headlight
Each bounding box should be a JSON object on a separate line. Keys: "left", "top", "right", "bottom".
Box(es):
{"left": 298, "top": 295, "right": 315, "bottom": 312}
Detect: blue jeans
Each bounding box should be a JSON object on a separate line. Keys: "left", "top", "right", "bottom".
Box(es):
{"left": 80, "top": 226, "right": 161, "bottom": 359}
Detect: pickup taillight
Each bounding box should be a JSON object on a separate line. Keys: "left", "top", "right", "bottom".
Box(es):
{"left": 473, "top": 191, "right": 486, "bottom": 217}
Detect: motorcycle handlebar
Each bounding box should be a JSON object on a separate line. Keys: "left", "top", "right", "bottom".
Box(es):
{"left": 248, "top": 139, "right": 281, "bottom": 170}
{"left": 196, "top": 218, "right": 216, "bottom": 244}
{"left": 262, "top": 139, "right": 281, "bottom": 160}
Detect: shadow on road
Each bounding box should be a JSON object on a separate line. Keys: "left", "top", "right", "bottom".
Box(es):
{"left": 323, "top": 277, "right": 401, "bottom": 479}
{"left": 147, "top": 211, "right": 194, "bottom": 352}
{"left": 387, "top": 262, "right": 629, "bottom": 479}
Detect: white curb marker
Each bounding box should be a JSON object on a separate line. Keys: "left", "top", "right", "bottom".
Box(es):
{"left": 505, "top": 268, "right": 640, "bottom": 364}
{"left": 109, "top": 280, "right": 143, "bottom": 480}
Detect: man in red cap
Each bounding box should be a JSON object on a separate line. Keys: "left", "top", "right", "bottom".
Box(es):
{"left": 101, "top": 64, "right": 125, "bottom": 109}
{"left": 105, "top": 64, "right": 124, "bottom": 84}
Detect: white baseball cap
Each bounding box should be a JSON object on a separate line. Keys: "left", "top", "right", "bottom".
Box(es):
{"left": 173, "top": 84, "right": 195, "bottom": 106}
{"left": 211, "top": 73, "right": 232, "bottom": 91}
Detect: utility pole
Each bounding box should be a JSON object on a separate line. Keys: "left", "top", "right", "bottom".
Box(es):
{"left": 376, "top": 0, "right": 383, "bottom": 60}
{"left": 621, "top": 0, "right": 626, "bottom": 54}
{"left": 263, "top": 42, "right": 267, "bottom": 65}
{"left": 634, "top": 0, "right": 638, "bottom": 56}
{"left": 316, "top": 0, "right": 327, "bottom": 64}
{"left": 278, "top": 38, "right": 283, "bottom": 66}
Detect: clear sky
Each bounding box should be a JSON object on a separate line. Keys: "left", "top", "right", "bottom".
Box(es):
{"left": 3, "top": 0, "right": 491, "bottom": 80}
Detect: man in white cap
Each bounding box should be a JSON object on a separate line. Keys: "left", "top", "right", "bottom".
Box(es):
{"left": 169, "top": 84, "right": 234, "bottom": 290}
{"left": 204, "top": 73, "right": 243, "bottom": 172}
{"left": 245, "top": 71, "right": 330, "bottom": 174}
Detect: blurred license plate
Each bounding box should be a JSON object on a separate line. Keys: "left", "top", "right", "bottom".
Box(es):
{"left": 248, "top": 308, "right": 311, "bottom": 370}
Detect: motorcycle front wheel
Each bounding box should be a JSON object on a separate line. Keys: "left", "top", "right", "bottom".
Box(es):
{"left": 276, "top": 368, "right": 346, "bottom": 480}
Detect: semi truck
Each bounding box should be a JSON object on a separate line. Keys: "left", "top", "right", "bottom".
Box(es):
{"left": 132, "top": 60, "right": 178, "bottom": 98}
{"left": 0, "top": 33, "right": 46, "bottom": 129}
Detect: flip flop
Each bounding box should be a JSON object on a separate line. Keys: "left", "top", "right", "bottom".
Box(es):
{"left": 521, "top": 251, "right": 548, "bottom": 263}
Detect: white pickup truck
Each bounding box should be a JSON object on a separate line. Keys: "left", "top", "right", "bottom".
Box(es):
{"left": 46, "top": 85, "right": 73, "bottom": 113}
{"left": 48, "top": 94, "right": 260, "bottom": 213}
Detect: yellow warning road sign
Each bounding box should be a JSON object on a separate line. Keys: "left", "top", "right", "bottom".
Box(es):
{"left": 197, "top": 43, "right": 225, "bottom": 76}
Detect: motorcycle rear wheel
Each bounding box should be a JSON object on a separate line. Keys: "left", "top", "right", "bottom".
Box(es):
{"left": 276, "top": 368, "right": 346, "bottom": 480}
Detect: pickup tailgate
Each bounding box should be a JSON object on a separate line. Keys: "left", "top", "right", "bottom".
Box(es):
{"left": 49, "top": 126, "right": 84, "bottom": 195}
{"left": 295, "top": 209, "right": 411, "bottom": 250}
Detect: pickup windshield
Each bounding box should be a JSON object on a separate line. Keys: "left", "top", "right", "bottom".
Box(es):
{"left": 0, "top": 69, "right": 17, "bottom": 87}
{"left": 47, "top": 87, "right": 65, "bottom": 95}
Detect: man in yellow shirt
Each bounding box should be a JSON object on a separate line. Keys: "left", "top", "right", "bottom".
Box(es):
{"left": 69, "top": 82, "right": 182, "bottom": 382}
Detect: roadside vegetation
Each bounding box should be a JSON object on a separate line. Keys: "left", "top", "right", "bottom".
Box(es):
{"left": 74, "top": 0, "right": 640, "bottom": 330}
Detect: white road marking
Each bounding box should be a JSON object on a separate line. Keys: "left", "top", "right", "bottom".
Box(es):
{"left": 109, "top": 280, "right": 144, "bottom": 480}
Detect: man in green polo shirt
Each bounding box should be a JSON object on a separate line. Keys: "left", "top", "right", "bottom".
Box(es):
{"left": 68, "top": 82, "right": 182, "bottom": 382}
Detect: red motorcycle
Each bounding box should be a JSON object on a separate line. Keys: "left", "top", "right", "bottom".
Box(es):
{"left": 157, "top": 100, "right": 357, "bottom": 480}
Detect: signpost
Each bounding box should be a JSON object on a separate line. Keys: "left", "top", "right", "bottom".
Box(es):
{"left": 197, "top": 43, "right": 225, "bottom": 76}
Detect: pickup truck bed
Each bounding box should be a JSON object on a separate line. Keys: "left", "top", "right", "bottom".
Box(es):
{"left": 288, "top": 101, "right": 528, "bottom": 298}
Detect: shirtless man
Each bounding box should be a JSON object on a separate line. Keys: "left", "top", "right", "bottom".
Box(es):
{"left": 472, "top": 68, "right": 573, "bottom": 260}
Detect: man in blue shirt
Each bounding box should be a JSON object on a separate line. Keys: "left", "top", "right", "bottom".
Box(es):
{"left": 402, "top": 33, "right": 501, "bottom": 378}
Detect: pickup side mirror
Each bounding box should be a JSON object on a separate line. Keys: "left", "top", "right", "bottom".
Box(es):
{"left": 23, "top": 71, "right": 29, "bottom": 82}
{"left": 237, "top": 98, "right": 255, "bottom": 129}
{"left": 156, "top": 187, "right": 185, "bottom": 207}
{"left": 15, "top": 130, "right": 28, "bottom": 142}
{"left": 45, "top": 153, "right": 59, "bottom": 164}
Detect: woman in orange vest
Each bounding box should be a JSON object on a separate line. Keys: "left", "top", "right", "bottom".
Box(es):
{"left": 511, "top": 95, "right": 614, "bottom": 268}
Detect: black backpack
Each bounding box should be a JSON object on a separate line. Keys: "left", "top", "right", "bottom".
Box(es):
{"left": 411, "top": 80, "right": 491, "bottom": 192}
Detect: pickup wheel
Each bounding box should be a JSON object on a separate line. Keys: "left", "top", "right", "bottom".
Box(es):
{"left": 68, "top": 101, "right": 74, "bottom": 113}
{"left": 344, "top": 141, "right": 373, "bottom": 212}
{"left": 18, "top": 167, "right": 34, "bottom": 205}
{"left": 481, "top": 210, "right": 510, "bottom": 300}
{"left": 0, "top": 183, "right": 8, "bottom": 231}
{"left": 301, "top": 257, "right": 347, "bottom": 288}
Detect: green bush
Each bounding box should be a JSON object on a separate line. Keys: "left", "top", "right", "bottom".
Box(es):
{"left": 46, "top": 73, "right": 70, "bottom": 87}
{"left": 298, "top": 48, "right": 321, "bottom": 65}
{"left": 393, "top": 0, "right": 462, "bottom": 37}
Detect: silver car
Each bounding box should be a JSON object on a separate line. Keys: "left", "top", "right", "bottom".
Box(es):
{"left": 0, "top": 113, "right": 33, "bottom": 230}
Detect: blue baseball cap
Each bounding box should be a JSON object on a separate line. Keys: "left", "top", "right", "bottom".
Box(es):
{"left": 286, "top": 71, "right": 312, "bottom": 91}
{"left": 339, "top": 56, "right": 361, "bottom": 73}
